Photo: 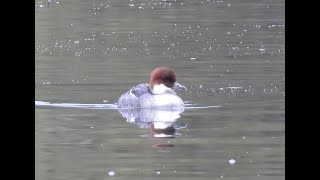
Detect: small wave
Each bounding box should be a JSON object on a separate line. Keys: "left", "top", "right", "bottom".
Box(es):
{"left": 35, "top": 101, "right": 118, "bottom": 109}
{"left": 35, "top": 101, "right": 221, "bottom": 110}
{"left": 184, "top": 105, "right": 221, "bottom": 109}
{"left": 184, "top": 102, "right": 221, "bottom": 109}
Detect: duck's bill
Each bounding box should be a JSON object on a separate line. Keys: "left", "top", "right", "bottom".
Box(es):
{"left": 173, "top": 82, "right": 187, "bottom": 91}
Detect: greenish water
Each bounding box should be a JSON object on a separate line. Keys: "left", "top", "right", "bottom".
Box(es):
{"left": 35, "top": 0, "right": 285, "bottom": 179}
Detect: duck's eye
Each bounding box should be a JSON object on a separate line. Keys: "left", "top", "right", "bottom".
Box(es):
{"left": 165, "top": 80, "right": 170, "bottom": 82}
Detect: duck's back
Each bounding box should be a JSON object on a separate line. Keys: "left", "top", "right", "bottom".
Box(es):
{"left": 117, "top": 83, "right": 149, "bottom": 108}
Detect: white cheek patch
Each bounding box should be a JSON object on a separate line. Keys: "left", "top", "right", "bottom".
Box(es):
{"left": 151, "top": 84, "right": 173, "bottom": 95}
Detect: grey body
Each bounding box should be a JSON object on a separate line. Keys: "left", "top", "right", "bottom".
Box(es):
{"left": 117, "top": 83, "right": 184, "bottom": 108}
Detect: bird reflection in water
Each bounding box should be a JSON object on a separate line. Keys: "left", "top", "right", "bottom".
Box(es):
{"left": 117, "top": 107, "right": 186, "bottom": 147}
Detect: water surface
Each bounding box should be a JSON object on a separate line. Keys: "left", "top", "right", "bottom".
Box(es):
{"left": 35, "top": 0, "right": 285, "bottom": 179}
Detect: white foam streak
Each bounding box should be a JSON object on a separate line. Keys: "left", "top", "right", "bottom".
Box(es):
{"left": 35, "top": 101, "right": 118, "bottom": 109}
{"left": 35, "top": 101, "right": 221, "bottom": 110}
{"left": 184, "top": 105, "right": 221, "bottom": 109}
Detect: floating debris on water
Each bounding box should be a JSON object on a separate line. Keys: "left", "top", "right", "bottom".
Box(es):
{"left": 229, "top": 159, "right": 236, "bottom": 164}
{"left": 108, "top": 171, "right": 115, "bottom": 176}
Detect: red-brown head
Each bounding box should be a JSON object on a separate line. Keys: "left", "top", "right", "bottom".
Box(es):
{"left": 148, "top": 67, "right": 186, "bottom": 95}
{"left": 149, "top": 67, "right": 176, "bottom": 89}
